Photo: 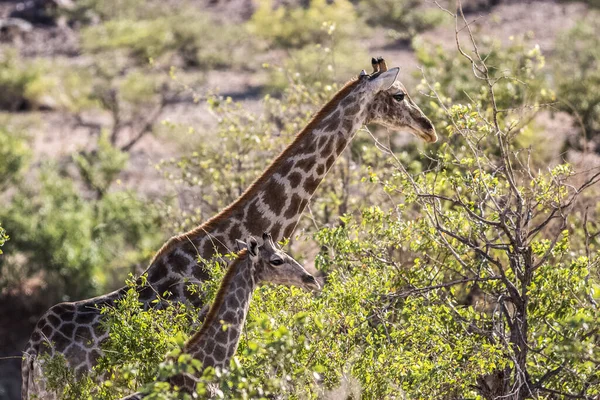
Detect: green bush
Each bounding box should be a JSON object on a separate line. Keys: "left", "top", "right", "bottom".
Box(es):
{"left": 357, "top": 0, "right": 446, "bottom": 40}
{"left": 248, "top": 0, "right": 365, "bottom": 49}
{"left": 0, "top": 224, "right": 8, "bottom": 255}
{"left": 0, "top": 164, "right": 163, "bottom": 298}
{"left": 554, "top": 17, "right": 600, "bottom": 149}
{"left": 264, "top": 40, "right": 369, "bottom": 93}
{"left": 82, "top": 12, "right": 249, "bottom": 69}
{"left": 0, "top": 126, "right": 30, "bottom": 189}
{"left": 0, "top": 128, "right": 165, "bottom": 299}
{"left": 0, "top": 50, "right": 95, "bottom": 112}
{"left": 0, "top": 50, "right": 50, "bottom": 111}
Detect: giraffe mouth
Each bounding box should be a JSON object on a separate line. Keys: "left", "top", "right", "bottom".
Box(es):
{"left": 421, "top": 130, "right": 438, "bottom": 143}
{"left": 411, "top": 125, "right": 437, "bottom": 143}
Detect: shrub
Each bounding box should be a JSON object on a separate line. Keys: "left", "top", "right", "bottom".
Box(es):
{"left": 0, "top": 131, "right": 164, "bottom": 299}
{"left": 357, "top": 0, "right": 446, "bottom": 40}
{"left": 554, "top": 17, "right": 600, "bottom": 150}
{"left": 0, "top": 126, "right": 30, "bottom": 190}
{"left": 263, "top": 38, "right": 369, "bottom": 93}
{"left": 0, "top": 50, "right": 50, "bottom": 111}
{"left": 248, "top": 0, "right": 365, "bottom": 49}
{"left": 0, "top": 50, "right": 95, "bottom": 112}
{"left": 0, "top": 224, "right": 8, "bottom": 255}
{"left": 81, "top": 12, "right": 249, "bottom": 69}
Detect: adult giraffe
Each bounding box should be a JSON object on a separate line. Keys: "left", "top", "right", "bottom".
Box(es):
{"left": 22, "top": 57, "right": 437, "bottom": 399}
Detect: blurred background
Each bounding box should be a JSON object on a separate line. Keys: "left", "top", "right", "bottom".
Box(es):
{"left": 0, "top": 0, "right": 598, "bottom": 398}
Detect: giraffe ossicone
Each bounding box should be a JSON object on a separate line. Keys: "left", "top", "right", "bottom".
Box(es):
{"left": 121, "top": 232, "right": 319, "bottom": 399}
{"left": 22, "top": 56, "right": 436, "bottom": 399}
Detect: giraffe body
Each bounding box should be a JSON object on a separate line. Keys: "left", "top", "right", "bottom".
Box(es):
{"left": 123, "top": 233, "right": 319, "bottom": 398}
{"left": 22, "top": 58, "right": 436, "bottom": 399}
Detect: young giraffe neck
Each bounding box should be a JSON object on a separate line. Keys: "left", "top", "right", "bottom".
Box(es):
{"left": 168, "top": 251, "right": 255, "bottom": 393}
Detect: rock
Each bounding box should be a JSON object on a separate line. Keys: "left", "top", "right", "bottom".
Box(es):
{"left": 9, "top": 0, "right": 74, "bottom": 26}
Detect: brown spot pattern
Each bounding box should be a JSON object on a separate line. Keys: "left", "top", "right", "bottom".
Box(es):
{"left": 244, "top": 200, "right": 269, "bottom": 235}
{"left": 48, "top": 315, "right": 60, "bottom": 326}
{"left": 335, "top": 138, "right": 347, "bottom": 155}
{"left": 345, "top": 103, "right": 360, "bottom": 116}
{"left": 262, "top": 178, "right": 287, "bottom": 215}
{"left": 288, "top": 172, "right": 302, "bottom": 188}
{"left": 285, "top": 194, "right": 302, "bottom": 219}
{"left": 322, "top": 136, "right": 335, "bottom": 157}
{"left": 295, "top": 156, "right": 316, "bottom": 173}
{"left": 316, "top": 164, "right": 325, "bottom": 176}
{"left": 342, "top": 118, "right": 353, "bottom": 132}
{"left": 325, "top": 155, "right": 335, "bottom": 170}
{"left": 149, "top": 260, "right": 168, "bottom": 282}
{"left": 229, "top": 223, "right": 242, "bottom": 241}
{"left": 168, "top": 252, "right": 190, "bottom": 275}
{"left": 303, "top": 175, "right": 320, "bottom": 194}
{"left": 62, "top": 323, "right": 75, "bottom": 339}
{"left": 62, "top": 312, "right": 75, "bottom": 322}
{"left": 270, "top": 222, "right": 282, "bottom": 240}
{"left": 74, "top": 326, "right": 92, "bottom": 341}
{"left": 157, "top": 277, "right": 181, "bottom": 297}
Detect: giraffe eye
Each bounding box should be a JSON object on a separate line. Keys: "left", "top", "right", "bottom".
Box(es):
{"left": 393, "top": 93, "right": 405, "bottom": 102}
{"left": 270, "top": 258, "right": 284, "bottom": 266}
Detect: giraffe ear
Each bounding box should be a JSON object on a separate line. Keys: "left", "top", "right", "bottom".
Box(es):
{"left": 247, "top": 236, "right": 259, "bottom": 257}
{"left": 368, "top": 67, "right": 399, "bottom": 92}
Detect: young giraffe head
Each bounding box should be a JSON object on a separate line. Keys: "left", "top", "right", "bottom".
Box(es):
{"left": 360, "top": 57, "right": 437, "bottom": 143}
{"left": 236, "top": 232, "right": 320, "bottom": 291}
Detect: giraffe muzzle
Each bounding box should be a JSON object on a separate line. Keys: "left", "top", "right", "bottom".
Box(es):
{"left": 302, "top": 274, "right": 321, "bottom": 291}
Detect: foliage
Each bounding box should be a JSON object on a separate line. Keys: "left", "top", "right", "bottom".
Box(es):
{"left": 357, "top": 0, "right": 446, "bottom": 40}
{"left": 0, "top": 50, "right": 95, "bottom": 112}
{"left": 264, "top": 37, "right": 369, "bottom": 93}
{"left": 81, "top": 11, "right": 248, "bottom": 69}
{"left": 554, "top": 16, "right": 600, "bottom": 150}
{"left": 43, "top": 276, "right": 202, "bottom": 400}
{"left": 413, "top": 34, "right": 552, "bottom": 120}
{"left": 412, "top": 32, "right": 559, "bottom": 168}
{"left": 0, "top": 126, "right": 30, "bottom": 190}
{"left": 0, "top": 128, "right": 165, "bottom": 299}
{"left": 62, "top": 0, "right": 161, "bottom": 23}
{"left": 0, "top": 50, "right": 51, "bottom": 111}
{"left": 0, "top": 224, "right": 8, "bottom": 255}
{"left": 248, "top": 0, "right": 364, "bottom": 49}
{"left": 0, "top": 163, "right": 163, "bottom": 299}
{"left": 73, "top": 133, "right": 130, "bottom": 197}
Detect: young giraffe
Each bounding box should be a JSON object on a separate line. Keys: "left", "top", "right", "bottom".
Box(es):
{"left": 120, "top": 233, "right": 319, "bottom": 399}
{"left": 22, "top": 57, "right": 437, "bottom": 399}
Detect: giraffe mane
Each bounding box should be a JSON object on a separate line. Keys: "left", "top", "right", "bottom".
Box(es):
{"left": 185, "top": 248, "right": 248, "bottom": 351}
{"left": 150, "top": 77, "right": 361, "bottom": 262}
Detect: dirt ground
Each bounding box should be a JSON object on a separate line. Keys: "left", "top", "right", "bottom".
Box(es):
{"left": 0, "top": 1, "right": 592, "bottom": 398}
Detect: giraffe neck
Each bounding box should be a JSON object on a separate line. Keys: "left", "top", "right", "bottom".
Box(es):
{"left": 183, "top": 251, "right": 255, "bottom": 369}
{"left": 152, "top": 78, "right": 372, "bottom": 270}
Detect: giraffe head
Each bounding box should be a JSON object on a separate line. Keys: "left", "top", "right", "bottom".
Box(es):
{"left": 236, "top": 233, "right": 320, "bottom": 291}
{"left": 359, "top": 57, "right": 437, "bottom": 143}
